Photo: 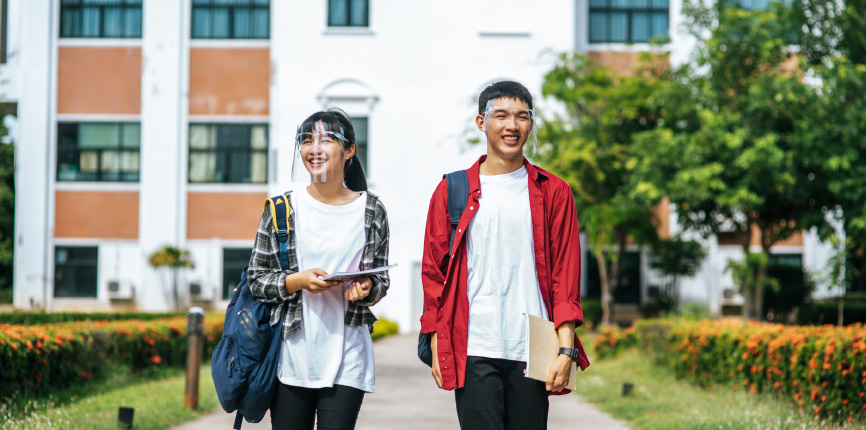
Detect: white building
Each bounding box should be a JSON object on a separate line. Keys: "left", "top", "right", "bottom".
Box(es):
{"left": 7, "top": 0, "right": 832, "bottom": 330}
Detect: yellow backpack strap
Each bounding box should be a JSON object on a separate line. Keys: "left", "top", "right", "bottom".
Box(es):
{"left": 265, "top": 194, "right": 291, "bottom": 269}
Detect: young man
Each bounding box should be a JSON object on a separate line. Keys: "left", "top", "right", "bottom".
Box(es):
{"left": 420, "top": 81, "right": 589, "bottom": 429}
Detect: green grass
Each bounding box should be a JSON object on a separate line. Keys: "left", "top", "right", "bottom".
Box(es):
{"left": 573, "top": 346, "right": 865, "bottom": 430}
{"left": 0, "top": 363, "right": 220, "bottom": 430}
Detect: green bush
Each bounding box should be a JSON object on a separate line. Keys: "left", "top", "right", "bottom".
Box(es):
{"left": 798, "top": 298, "right": 866, "bottom": 325}
{"left": 581, "top": 299, "right": 602, "bottom": 329}
{"left": 0, "top": 313, "right": 224, "bottom": 400}
{"left": 371, "top": 317, "right": 399, "bottom": 340}
{"left": 0, "top": 311, "right": 184, "bottom": 325}
{"left": 635, "top": 318, "right": 866, "bottom": 422}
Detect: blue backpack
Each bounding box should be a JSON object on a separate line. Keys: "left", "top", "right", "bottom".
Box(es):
{"left": 418, "top": 170, "right": 468, "bottom": 367}
{"left": 211, "top": 194, "right": 291, "bottom": 429}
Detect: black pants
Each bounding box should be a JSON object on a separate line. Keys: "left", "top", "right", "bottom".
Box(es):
{"left": 454, "top": 356, "right": 549, "bottom": 430}
{"left": 270, "top": 383, "right": 365, "bottom": 430}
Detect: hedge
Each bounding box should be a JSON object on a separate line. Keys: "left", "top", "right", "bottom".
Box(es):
{"left": 0, "top": 313, "right": 224, "bottom": 400}
{"left": 594, "top": 319, "right": 866, "bottom": 422}
{"left": 0, "top": 311, "right": 185, "bottom": 325}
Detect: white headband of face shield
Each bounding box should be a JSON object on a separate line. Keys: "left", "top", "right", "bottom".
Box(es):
{"left": 480, "top": 98, "right": 538, "bottom": 157}
{"left": 291, "top": 121, "right": 349, "bottom": 184}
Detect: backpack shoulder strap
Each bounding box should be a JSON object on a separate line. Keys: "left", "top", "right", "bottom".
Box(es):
{"left": 443, "top": 170, "right": 469, "bottom": 255}
{"left": 265, "top": 194, "right": 291, "bottom": 271}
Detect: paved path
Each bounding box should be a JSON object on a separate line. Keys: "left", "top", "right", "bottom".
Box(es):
{"left": 174, "top": 334, "right": 630, "bottom": 430}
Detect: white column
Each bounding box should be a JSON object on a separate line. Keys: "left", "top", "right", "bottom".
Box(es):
{"left": 13, "top": 0, "right": 55, "bottom": 310}
{"left": 138, "top": 0, "right": 187, "bottom": 311}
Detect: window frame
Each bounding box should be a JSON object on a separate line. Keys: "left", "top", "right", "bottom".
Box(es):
{"left": 59, "top": 0, "right": 143, "bottom": 39}
{"left": 54, "top": 246, "right": 99, "bottom": 298}
{"left": 327, "top": 0, "right": 369, "bottom": 28}
{"left": 56, "top": 122, "right": 141, "bottom": 183}
{"left": 222, "top": 247, "right": 252, "bottom": 300}
{"left": 188, "top": 123, "right": 269, "bottom": 185}
{"left": 191, "top": 0, "right": 271, "bottom": 40}
{"left": 588, "top": 0, "right": 669, "bottom": 44}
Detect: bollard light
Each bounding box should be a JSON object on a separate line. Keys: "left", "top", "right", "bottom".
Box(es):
{"left": 622, "top": 382, "right": 634, "bottom": 397}
{"left": 185, "top": 307, "right": 205, "bottom": 410}
{"left": 118, "top": 406, "right": 134, "bottom": 429}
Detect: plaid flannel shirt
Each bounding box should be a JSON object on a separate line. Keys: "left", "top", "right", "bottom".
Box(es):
{"left": 248, "top": 190, "right": 390, "bottom": 340}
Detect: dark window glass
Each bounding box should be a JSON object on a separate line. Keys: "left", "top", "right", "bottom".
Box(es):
{"left": 191, "top": 0, "right": 270, "bottom": 39}
{"left": 60, "top": 0, "right": 142, "bottom": 38}
{"left": 57, "top": 122, "right": 141, "bottom": 182}
{"left": 584, "top": 250, "right": 641, "bottom": 304}
{"left": 589, "top": 0, "right": 668, "bottom": 43}
{"left": 768, "top": 253, "right": 803, "bottom": 268}
{"left": 189, "top": 124, "right": 268, "bottom": 184}
{"left": 223, "top": 248, "right": 252, "bottom": 300}
{"left": 352, "top": 117, "right": 368, "bottom": 175}
{"left": 328, "top": 0, "right": 369, "bottom": 27}
{"left": 54, "top": 246, "right": 98, "bottom": 298}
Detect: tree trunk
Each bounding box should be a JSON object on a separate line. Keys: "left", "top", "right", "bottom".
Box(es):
{"left": 838, "top": 295, "right": 844, "bottom": 326}
{"left": 597, "top": 249, "right": 612, "bottom": 327}
{"left": 172, "top": 269, "right": 180, "bottom": 311}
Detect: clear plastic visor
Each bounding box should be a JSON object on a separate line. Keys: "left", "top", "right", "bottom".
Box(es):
{"left": 291, "top": 121, "right": 349, "bottom": 184}
{"left": 480, "top": 99, "right": 538, "bottom": 157}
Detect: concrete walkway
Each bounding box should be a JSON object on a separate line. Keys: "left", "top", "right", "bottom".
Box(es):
{"left": 174, "top": 334, "right": 630, "bottom": 430}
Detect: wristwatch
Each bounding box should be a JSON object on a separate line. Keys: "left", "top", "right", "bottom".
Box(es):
{"left": 558, "top": 347, "right": 580, "bottom": 362}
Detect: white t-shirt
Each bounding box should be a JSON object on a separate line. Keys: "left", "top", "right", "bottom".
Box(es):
{"left": 466, "top": 166, "right": 549, "bottom": 362}
{"left": 278, "top": 188, "right": 375, "bottom": 393}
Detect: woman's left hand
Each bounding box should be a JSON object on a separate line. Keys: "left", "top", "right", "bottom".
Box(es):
{"left": 344, "top": 276, "right": 373, "bottom": 301}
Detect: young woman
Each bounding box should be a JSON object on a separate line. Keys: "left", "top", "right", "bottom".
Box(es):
{"left": 248, "top": 108, "right": 390, "bottom": 430}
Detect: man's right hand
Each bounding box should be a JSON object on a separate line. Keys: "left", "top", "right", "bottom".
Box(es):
{"left": 431, "top": 333, "right": 449, "bottom": 390}
{"left": 285, "top": 268, "right": 343, "bottom": 294}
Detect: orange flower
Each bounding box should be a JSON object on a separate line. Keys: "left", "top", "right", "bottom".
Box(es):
{"left": 151, "top": 355, "right": 162, "bottom": 364}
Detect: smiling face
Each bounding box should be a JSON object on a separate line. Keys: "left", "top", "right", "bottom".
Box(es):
{"left": 476, "top": 97, "right": 534, "bottom": 161}
{"left": 297, "top": 121, "right": 354, "bottom": 183}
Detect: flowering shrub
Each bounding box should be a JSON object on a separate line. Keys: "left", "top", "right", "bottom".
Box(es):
{"left": 592, "top": 326, "right": 638, "bottom": 359}
{"left": 0, "top": 313, "right": 224, "bottom": 400}
{"left": 370, "top": 317, "right": 399, "bottom": 340}
{"left": 634, "top": 319, "right": 866, "bottom": 422}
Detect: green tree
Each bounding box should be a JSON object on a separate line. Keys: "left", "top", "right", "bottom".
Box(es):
{"left": 538, "top": 53, "right": 666, "bottom": 326}
{"left": 148, "top": 245, "right": 195, "bottom": 311}
{"left": 0, "top": 118, "right": 13, "bottom": 303}
{"left": 647, "top": 236, "right": 707, "bottom": 312}
{"left": 797, "top": 0, "right": 866, "bottom": 323}
{"left": 632, "top": 1, "right": 832, "bottom": 319}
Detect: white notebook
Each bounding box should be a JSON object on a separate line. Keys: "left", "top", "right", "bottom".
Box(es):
{"left": 320, "top": 264, "right": 398, "bottom": 281}
{"left": 525, "top": 314, "right": 577, "bottom": 391}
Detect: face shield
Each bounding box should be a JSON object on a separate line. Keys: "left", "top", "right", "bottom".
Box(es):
{"left": 481, "top": 98, "right": 538, "bottom": 157}
{"left": 291, "top": 120, "right": 350, "bottom": 184}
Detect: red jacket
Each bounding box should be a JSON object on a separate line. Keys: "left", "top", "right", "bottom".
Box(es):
{"left": 421, "top": 156, "right": 590, "bottom": 391}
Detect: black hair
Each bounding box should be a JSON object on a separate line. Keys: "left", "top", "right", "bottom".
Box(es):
{"left": 478, "top": 81, "right": 534, "bottom": 115}
{"left": 298, "top": 108, "right": 368, "bottom": 192}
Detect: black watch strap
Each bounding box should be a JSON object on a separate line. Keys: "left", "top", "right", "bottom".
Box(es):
{"left": 558, "top": 347, "right": 580, "bottom": 362}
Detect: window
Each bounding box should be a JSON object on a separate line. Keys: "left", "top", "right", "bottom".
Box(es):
{"left": 59, "top": 0, "right": 142, "bottom": 38}
{"left": 768, "top": 253, "right": 802, "bottom": 268}
{"left": 222, "top": 248, "right": 252, "bottom": 300}
{"left": 1, "top": 0, "right": 8, "bottom": 64}
{"left": 352, "top": 117, "right": 368, "bottom": 175}
{"left": 57, "top": 123, "right": 141, "bottom": 182}
{"left": 589, "top": 0, "right": 668, "bottom": 44}
{"left": 738, "top": 0, "right": 793, "bottom": 9}
{"left": 584, "top": 250, "right": 641, "bottom": 304}
{"left": 328, "top": 0, "right": 368, "bottom": 27}
{"left": 192, "top": 0, "right": 270, "bottom": 39}
{"left": 189, "top": 124, "right": 268, "bottom": 184}
{"left": 54, "top": 247, "right": 98, "bottom": 298}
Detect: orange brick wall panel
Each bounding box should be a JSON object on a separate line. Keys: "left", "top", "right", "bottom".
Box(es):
{"left": 187, "top": 193, "right": 268, "bottom": 240}
{"left": 57, "top": 47, "right": 142, "bottom": 114}
{"left": 55, "top": 191, "right": 139, "bottom": 239}
{"left": 587, "top": 51, "right": 669, "bottom": 77}
{"left": 189, "top": 48, "right": 270, "bottom": 116}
